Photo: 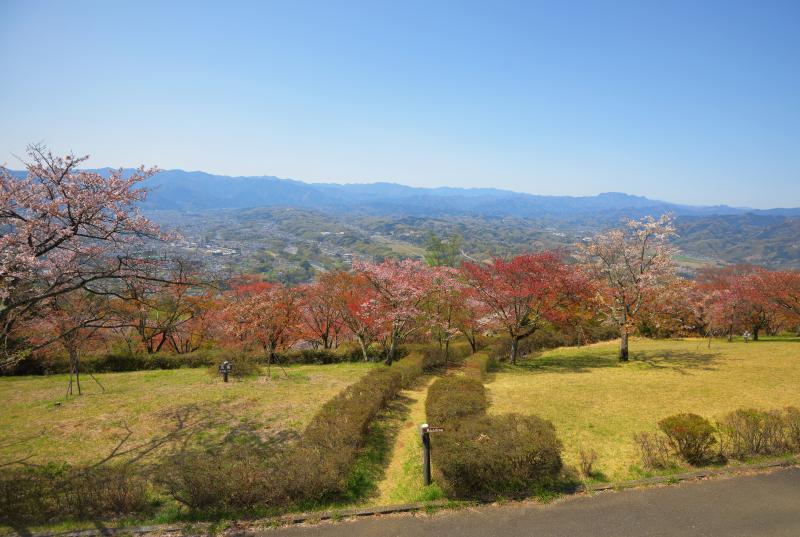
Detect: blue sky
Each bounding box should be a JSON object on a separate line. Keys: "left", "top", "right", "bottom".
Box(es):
{"left": 1, "top": 0, "right": 798, "bottom": 208}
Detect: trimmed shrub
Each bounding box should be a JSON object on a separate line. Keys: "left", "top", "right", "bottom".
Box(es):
{"left": 717, "top": 408, "right": 788, "bottom": 459}
{"left": 157, "top": 445, "right": 280, "bottom": 511}
{"left": 432, "top": 413, "right": 563, "bottom": 498}
{"left": 658, "top": 413, "right": 717, "bottom": 465}
{"left": 463, "top": 351, "right": 492, "bottom": 380}
{"left": 0, "top": 464, "right": 150, "bottom": 523}
{"left": 426, "top": 377, "right": 488, "bottom": 427}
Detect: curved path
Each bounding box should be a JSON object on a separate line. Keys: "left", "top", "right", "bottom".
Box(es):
{"left": 260, "top": 467, "right": 800, "bottom": 537}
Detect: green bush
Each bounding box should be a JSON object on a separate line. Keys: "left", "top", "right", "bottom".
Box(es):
{"left": 432, "top": 413, "right": 563, "bottom": 499}
{"left": 658, "top": 413, "right": 717, "bottom": 465}
{"left": 426, "top": 377, "right": 488, "bottom": 427}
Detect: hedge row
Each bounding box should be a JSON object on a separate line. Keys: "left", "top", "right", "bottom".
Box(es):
{"left": 0, "top": 463, "right": 152, "bottom": 523}
{"left": 425, "top": 373, "right": 564, "bottom": 499}
{"left": 463, "top": 350, "right": 493, "bottom": 380}
{"left": 3, "top": 345, "right": 402, "bottom": 376}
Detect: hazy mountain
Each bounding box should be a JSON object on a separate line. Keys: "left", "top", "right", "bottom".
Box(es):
{"left": 135, "top": 169, "right": 798, "bottom": 219}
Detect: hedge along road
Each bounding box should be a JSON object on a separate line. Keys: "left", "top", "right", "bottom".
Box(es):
{"left": 260, "top": 467, "right": 800, "bottom": 537}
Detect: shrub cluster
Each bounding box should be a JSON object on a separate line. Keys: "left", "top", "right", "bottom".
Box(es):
{"left": 635, "top": 407, "right": 800, "bottom": 470}
{"left": 425, "top": 375, "right": 563, "bottom": 499}
{"left": 718, "top": 407, "right": 800, "bottom": 459}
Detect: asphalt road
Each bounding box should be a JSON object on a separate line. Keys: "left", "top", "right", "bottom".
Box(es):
{"left": 260, "top": 467, "right": 800, "bottom": 537}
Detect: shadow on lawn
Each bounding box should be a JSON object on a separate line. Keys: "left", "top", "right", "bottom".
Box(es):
{"left": 503, "top": 347, "right": 722, "bottom": 375}
{"left": 633, "top": 349, "right": 722, "bottom": 375}
{"left": 510, "top": 351, "right": 621, "bottom": 374}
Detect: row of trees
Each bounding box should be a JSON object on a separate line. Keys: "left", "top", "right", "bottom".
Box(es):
{"left": 4, "top": 147, "right": 800, "bottom": 386}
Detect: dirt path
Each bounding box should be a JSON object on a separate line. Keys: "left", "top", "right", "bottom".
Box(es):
{"left": 373, "top": 376, "right": 438, "bottom": 505}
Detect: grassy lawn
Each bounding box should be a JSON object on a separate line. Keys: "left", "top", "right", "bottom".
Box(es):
{"left": 0, "top": 363, "right": 375, "bottom": 466}
{"left": 486, "top": 336, "right": 800, "bottom": 482}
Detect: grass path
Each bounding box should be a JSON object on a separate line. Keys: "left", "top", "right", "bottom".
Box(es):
{"left": 373, "top": 376, "right": 444, "bottom": 505}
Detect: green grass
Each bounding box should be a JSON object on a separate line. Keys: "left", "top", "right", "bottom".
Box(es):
{"left": 0, "top": 363, "right": 375, "bottom": 466}
{"left": 373, "top": 376, "right": 445, "bottom": 505}
{"left": 486, "top": 336, "right": 800, "bottom": 482}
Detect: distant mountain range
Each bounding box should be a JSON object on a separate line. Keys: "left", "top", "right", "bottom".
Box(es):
{"left": 10, "top": 167, "right": 800, "bottom": 268}
{"left": 134, "top": 169, "right": 800, "bottom": 220}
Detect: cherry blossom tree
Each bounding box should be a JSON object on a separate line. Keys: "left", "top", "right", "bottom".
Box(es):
{"left": 577, "top": 214, "right": 677, "bottom": 361}
{"left": 424, "top": 266, "right": 466, "bottom": 363}
{"left": 354, "top": 259, "right": 432, "bottom": 364}
{"left": 462, "top": 252, "right": 590, "bottom": 364}
{"left": 0, "top": 145, "right": 161, "bottom": 363}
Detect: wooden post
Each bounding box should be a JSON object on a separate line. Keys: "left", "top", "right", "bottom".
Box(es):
{"left": 420, "top": 423, "right": 431, "bottom": 486}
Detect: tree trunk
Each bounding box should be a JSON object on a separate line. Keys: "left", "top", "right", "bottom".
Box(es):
{"left": 444, "top": 339, "right": 450, "bottom": 370}
{"left": 385, "top": 333, "right": 397, "bottom": 366}
{"left": 510, "top": 337, "right": 519, "bottom": 365}
{"left": 727, "top": 325, "right": 733, "bottom": 342}
{"left": 357, "top": 336, "right": 369, "bottom": 362}
{"left": 752, "top": 326, "right": 760, "bottom": 341}
{"left": 619, "top": 329, "right": 629, "bottom": 362}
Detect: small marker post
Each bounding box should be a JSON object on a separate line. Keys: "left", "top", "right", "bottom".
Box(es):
{"left": 420, "top": 423, "right": 431, "bottom": 486}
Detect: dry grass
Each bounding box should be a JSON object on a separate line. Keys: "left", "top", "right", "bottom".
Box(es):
{"left": 486, "top": 337, "right": 800, "bottom": 482}
{"left": 0, "top": 363, "right": 375, "bottom": 466}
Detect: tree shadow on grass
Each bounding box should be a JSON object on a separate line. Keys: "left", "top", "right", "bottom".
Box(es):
{"left": 633, "top": 350, "right": 722, "bottom": 375}
{"left": 508, "top": 351, "right": 622, "bottom": 374}
{"left": 498, "top": 346, "right": 722, "bottom": 375}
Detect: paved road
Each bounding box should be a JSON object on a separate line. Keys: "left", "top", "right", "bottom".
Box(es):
{"left": 259, "top": 467, "right": 800, "bottom": 537}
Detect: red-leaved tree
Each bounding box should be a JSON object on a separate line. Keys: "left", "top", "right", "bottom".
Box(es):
{"left": 462, "top": 252, "right": 590, "bottom": 364}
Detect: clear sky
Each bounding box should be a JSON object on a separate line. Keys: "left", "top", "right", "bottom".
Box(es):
{"left": 1, "top": 0, "right": 799, "bottom": 208}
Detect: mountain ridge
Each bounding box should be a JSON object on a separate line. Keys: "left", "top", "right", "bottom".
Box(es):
{"left": 122, "top": 168, "right": 797, "bottom": 217}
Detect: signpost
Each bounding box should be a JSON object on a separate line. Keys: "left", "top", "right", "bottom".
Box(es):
{"left": 419, "top": 423, "right": 444, "bottom": 486}
{"left": 218, "top": 361, "right": 232, "bottom": 382}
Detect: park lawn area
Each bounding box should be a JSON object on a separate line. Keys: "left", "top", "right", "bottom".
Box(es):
{"left": 0, "top": 363, "right": 376, "bottom": 466}
{"left": 486, "top": 336, "right": 800, "bottom": 482}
